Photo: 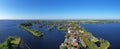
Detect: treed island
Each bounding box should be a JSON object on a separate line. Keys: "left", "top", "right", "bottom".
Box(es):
{"left": 1, "top": 20, "right": 118, "bottom": 49}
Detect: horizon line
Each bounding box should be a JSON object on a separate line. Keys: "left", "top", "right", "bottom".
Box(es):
{"left": 0, "top": 19, "right": 120, "bottom": 20}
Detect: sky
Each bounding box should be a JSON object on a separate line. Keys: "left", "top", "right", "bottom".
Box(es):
{"left": 0, "top": 0, "right": 120, "bottom": 20}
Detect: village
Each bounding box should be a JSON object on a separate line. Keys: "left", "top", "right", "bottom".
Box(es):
{"left": 60, "top": 27, "right": 85, "bottom": 49}
{"left": 60, "top": 23, "right": 110, "bottom": 49}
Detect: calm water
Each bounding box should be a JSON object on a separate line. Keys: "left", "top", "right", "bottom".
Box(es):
{"left": 0, "top": 20, "right": 120, "bottom": 49}
{"left": 0, "top": 20, "right": 65, "bottom": 49}
{"left": 81, "top": 23, "right": 120, "bottom": 49}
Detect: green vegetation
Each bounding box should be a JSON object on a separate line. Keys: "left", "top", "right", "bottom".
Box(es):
{"left": 67, "top": 43, "right": 72, "bottom": 47}
{"left": 83, "top": 38, "right": 99, "bottom": 49}
{"left": 91, "top": 37, "right": 99, "bottom": 42}
{"left": 48, "top": 25, "right": 56, "bottom": 31}
{"left": 20, "top": 22, "right": 32, "bottom": 26}
{"left": 27, "top": 20, "right": 43, "bottom": 24}
{"left": 100, "top": 38, "right": 110, "bottom": 49}
{"left": 60, "top": 46, "right": 67, "bottom": 49}
{"left": 65, "top": 33, "right": 69, "bottom": 39}
{"left": 20, "top": 25, "right": 43, "bottom": 37}
{"left": 0, "top": 36, "right": 21, "bottom": 49}
{"left": 58, "top": 26, "right": 67, "bottom": 31}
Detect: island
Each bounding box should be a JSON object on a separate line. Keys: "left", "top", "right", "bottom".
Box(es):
{"left": 58, "top": 26, "right": 67, "bottom": 31}
{"left": 20, "top": 23, "right": 43, "bottom": 37}
{"left": 0, "top": 36, "right": 21, "bottom": 49}
{"left": 60, "top": 23, "right": 110, "bottom": 49}
{"left": 48, "top": 24, "right": 56, "bottom": 31}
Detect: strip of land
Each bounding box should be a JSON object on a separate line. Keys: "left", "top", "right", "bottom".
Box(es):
{"left": 20, "top": 23, "right": 43, "bottom": 37}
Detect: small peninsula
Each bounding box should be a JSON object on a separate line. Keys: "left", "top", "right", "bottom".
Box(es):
{"left": 60, "top": 23, "right": 110, "bottom": 49}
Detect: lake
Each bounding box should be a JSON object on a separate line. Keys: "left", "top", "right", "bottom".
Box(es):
{"left": 0, "top": 20, "right": 120, "bottom": 49}
{"left": 0, "top": 20, "right": 65, "bottom": 49}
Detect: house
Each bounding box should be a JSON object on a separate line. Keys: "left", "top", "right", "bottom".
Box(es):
{"left": 72, "top": 39, "right": 77, "bottom": 42}
{"left": 68, "top": 30, "right": 75, "bottom": 33}
{"left": 60, "top": 43, "right": 64, "bottom": 47}
{"left": 65, "top": 38, "right": 69, "bottom": 43}
{"left": 73, "top": 42, "right": 78, "bottom": 47}
{"left": 69, "top": 34, "right": 75, "bottom": 37}
{"left": 79, "top": 30, "right": 84, "bottom": 33}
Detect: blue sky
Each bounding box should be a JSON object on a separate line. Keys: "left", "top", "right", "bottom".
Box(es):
{"left": 0, "top": 0, "right": 120, "bottom": 19}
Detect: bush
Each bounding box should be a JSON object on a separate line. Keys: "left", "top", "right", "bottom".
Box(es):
{"left": 60, "top": 46, "right": 67, "bottom": 49}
